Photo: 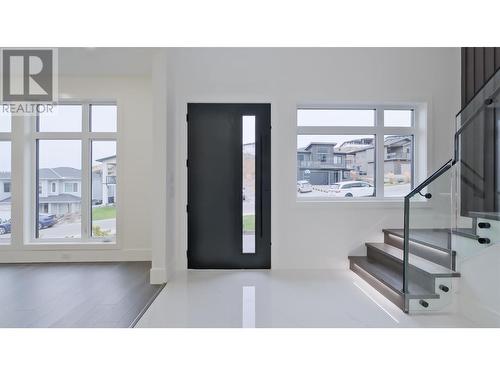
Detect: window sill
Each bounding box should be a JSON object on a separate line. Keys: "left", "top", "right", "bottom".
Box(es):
{"left": 21, "top": 241, "right": 119, "bottom": 251}
{"left": 295, "top": 197, "right": 429, "bottom": 208}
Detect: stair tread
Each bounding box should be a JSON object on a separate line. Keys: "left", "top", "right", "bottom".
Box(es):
{"left": 366, "top": 242, "right": 460, "bottom": 277}
{"left": 349, "top": 256, "right": 439, "bottom": 299}
{"left": 469, "top": 211, "right": 500, "bottom": 221}
{"left": 383, "top": 228, "right": 453, "bottom": 254}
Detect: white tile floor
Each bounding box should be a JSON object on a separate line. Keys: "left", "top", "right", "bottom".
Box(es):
{"left": 136, "top": 269, "right": 479, "bottom": 328}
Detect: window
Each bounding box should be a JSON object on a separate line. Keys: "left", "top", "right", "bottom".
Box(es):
{"left": 298, "top": 109, "right": 375, "bottom": 127}
{"left": 0, "top": 141, "right": 11, "bottom": 242}
{"left": 91, "top": 105, "right": 117, "bottom": 132}
{"left": 37, "top": 140, "right": 82, "bottom": 239}
{"left": 64, "top": 182, "right": 79, "bottom": 193}
{"left": 91, "top": 140, "right": 117, "bottom": 238}
{"left": 297, "top": 106, "right": 416, "bottom": 199}
{"left": 0, "top": 112, "right": 11, "bottom": 133}
{"left": 35, "top": 103, "right": 117, "bottom": 241}
{"left": 38, "top": 105, "right": 82, "bottom": 132}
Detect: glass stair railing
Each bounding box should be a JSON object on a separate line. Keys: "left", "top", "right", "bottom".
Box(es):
{"left": 402, "top": 67, "right": 500, "bottom": 314}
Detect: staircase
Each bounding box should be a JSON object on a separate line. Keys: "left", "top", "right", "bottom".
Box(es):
{"left": 346, "top": 65, "right": 500, "bottom": 314}
{"left": 349, "top": 219, "right": 499, "bottom": 312}
{"left": 349, "top": 227, "right": 464, "bottom": 312}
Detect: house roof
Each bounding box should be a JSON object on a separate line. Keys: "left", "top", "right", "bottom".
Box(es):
{"left": 0, "top": 193, "right": 80, "bottom": 204}
{"left": 384, "top": 135, "right": 412, "bottom": 146}
{"left": 0, "top": 167, "right": 82, "bottom": 181}
{"left": 96, "top": 154, "right": 116, "bottom": 163}
{"left": 39, "top": 167, "right": 81, "bottom": 180}
{"left": 306, "top": 142, "right": 337, "bottom": 149}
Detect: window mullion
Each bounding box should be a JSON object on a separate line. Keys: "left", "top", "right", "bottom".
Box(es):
{"left": 375, "top": 109, "right": 385, "bottom": 199}
{"left": 81, "top": 104, "right": 91, "bottom": 240}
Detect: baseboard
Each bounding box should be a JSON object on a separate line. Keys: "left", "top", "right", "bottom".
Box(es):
{"left": 150, "top": 267, "right": 168, "bottom": 284}
{"left": 0, "top": 249, "right": 152, "bottom": 263}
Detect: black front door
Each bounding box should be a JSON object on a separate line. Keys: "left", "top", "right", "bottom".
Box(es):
{"left": 187, "top": 104, "right": 271, "bottom": 269}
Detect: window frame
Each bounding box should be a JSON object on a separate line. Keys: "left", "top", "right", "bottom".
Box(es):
{"left": 296, "top": 103, "right": 420, "bottom": 202}
{"left": 32, "top": 101, "right": 118, "bottom": 244}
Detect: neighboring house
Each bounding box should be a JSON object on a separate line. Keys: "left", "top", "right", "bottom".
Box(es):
{"left": 297, "top": 142, "right": 351, "bottom": 185}
{"left": 38, "top": 167, "right": 82, "bottom": 215}
{"left": 0, "top": 172, "right": 11, "bottom": 203}
{"left": 0, "top": 156, "right": 117, "bottom": 218}
{"left": 382, "top": 135, "right": 412, "bottom": 177}
{"left": 92, "top": 155, "right": 117, "bottom": 205}
{"left": 243, "top": 142, "right": 255, "bottom": 156}
{"left": 297, "top": 136, "right": 412, "bottom": 185}
{"left": 336, "top": 137, "right": 375, "bottom": 179}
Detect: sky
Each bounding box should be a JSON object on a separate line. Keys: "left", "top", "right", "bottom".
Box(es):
{"left": 297, "top": 109, "right": 412, "bottom": 127}
{"left": 0, "top": 142, "right": 10, "bottom": 172}
{"left": 297, "top": 135, "right": 373, "bottom": 149}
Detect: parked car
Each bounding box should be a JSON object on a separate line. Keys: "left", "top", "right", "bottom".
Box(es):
{"left": 297, "top": 180, "right": 313, "bottom": 193}
{"left": 38, "top": 214, "right": 57, "bottom": 230}
{"left": 0, "top": 219, "right": 11, "bottom": 235}
{"left": 329, "top": 181, "right": 374, "bottom": 197}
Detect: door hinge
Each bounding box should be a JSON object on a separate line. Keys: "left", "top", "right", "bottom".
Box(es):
{"left": 186, "top": 159, "right": 189, "bottom": 168}
{"left": 186, "top": 204, "right": 189, "bottom": 213}
{"left": 186, "top": 113, "right": 189, "bottom": 123}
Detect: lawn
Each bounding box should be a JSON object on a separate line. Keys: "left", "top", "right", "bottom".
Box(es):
{"left": 243, "top": 214, "right": 255, "bottom": 232}
{"left": 92, "top": 206, "right": 116, "bottom": 221}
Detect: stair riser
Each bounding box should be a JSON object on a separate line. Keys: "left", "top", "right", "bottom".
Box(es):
{"left": 408, "top": 278, "right": 456, "bottom": 312}
{"left": 367, "top": 246, "right": 436, "bottom": 292}
{"left": 349, "top": 258, "right": 405, "bottom": 310}
{"left": 384, "top": 232, "right": 455, "bottom": 269}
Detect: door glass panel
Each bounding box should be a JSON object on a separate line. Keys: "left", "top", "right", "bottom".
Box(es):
{"left": 242, "top": 116, "right": 255, "bottom": 254}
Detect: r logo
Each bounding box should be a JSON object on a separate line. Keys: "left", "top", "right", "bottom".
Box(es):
{"left": 1, "top": 49, "right": 54, "bottom": 102}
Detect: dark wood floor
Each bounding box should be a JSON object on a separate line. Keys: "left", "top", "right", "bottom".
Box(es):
{"left": 0, "top": 262, "right": 163, "bottom": 328}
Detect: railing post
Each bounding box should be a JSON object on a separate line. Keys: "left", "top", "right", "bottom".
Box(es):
{"left": 403, "top": 195, "right": 410, "bottom": 311}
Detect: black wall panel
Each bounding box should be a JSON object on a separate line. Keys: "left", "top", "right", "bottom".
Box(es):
{"left": 461, "top": 47, "right": 500, "bottom": 109}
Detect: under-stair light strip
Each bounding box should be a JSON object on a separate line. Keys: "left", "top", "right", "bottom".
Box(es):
{"left": 353, "top": 281, "right": 400, "bottom": 324}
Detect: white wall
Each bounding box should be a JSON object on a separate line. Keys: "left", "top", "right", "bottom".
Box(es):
{"left": 166, "top": 47, "right": 461, "bottom": 270}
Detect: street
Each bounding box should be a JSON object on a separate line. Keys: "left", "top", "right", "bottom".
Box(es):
{"left": 297, "top": 183, "right": 411, "bottom": 198}
{"left": 0, "top": 218, "right": 116, "bottom": 239}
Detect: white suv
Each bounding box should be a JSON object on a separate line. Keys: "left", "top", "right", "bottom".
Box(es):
{"left": 297, "top": 180, "right": 313, "bottom": 193}
{"left": 329, "top": 181, "right": 374, "bottom": 197}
